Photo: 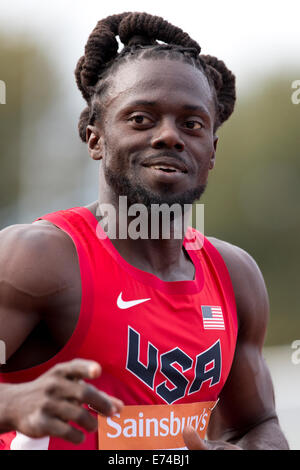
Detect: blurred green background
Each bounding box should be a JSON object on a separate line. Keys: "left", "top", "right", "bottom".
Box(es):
{"left": 0, "top": 15, "right": 299, "bottom": 347}
{"left": 202, "top": 77, "right": 300, "bottom": 345}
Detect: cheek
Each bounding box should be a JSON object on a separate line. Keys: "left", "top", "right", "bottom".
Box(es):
{"left": 102, "top": 135, "right": 121, "bottom": 165}
{"left": 103, "top": 132, "right": 147, "bottom": 170}
{"left": 192, "top": 140, "right": 215, "bottom": 181}
{"left": 194, "top": 138, "right": 214, "bottom": 166}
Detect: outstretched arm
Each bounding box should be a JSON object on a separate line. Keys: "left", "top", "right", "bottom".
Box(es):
{"left": 184, "top": 239, "right": 289, "bottom": 450}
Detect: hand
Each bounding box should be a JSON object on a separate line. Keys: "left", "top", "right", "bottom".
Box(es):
{"left": 183, "top": 426, "right": 242, "bottom": 450}
{"left": 6, "top": 359, "right": 123, "bottom": 444}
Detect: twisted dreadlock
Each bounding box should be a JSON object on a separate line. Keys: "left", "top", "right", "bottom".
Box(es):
{"left": 75, "top": 12, "right": 236, "bottom": 142}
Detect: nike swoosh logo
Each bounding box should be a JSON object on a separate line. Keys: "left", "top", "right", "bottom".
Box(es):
{"left": 117, "top": 292, "right": 151, "bottom": 309}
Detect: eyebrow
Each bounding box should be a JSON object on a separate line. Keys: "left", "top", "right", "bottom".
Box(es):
{"left": 125, "top": 100, "right": 157, "bottom": 107}
{"left": 124, "top": 100, "right": 210, "bottom": 115}
{"left": 182, "top": 104, "right": 209, "bottom": 114}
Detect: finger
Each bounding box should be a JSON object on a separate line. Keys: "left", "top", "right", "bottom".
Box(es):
{"left": 100, "top": 394, "right": 124, "bottom": 413}
{"left": 42, "top": 417, "right": 85, "bottom": 445}
{"left": 46, "top": 375, "right": 123, "bottom": 417}
{"left": 183, "top": 427, "right": 242, "bottom": 450}
{"left": 47, "top": 401, "right": 98, "bottom": 433}
{"left": 51, "top": 359, "right": 102, "bottom": 381}
{"left": 88, "top": 394, "right": 124, "bottom": 415}
{"left": 82, "top": 385, "right": 124, "bottom": 416}
{"left": 182, "top": 426, "right": 209, "bottom": 450}
{"left": 57, "top": 380, "right": 123, "bottom": 416}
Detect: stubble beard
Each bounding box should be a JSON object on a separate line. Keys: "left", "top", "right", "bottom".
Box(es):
{"left": 104, "top": 166, "right": 207, "bottom": 210}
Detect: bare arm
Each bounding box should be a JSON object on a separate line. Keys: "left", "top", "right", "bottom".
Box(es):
{"left": 0, "top": 222, "right": 78, "bottom": 362}
{"left": 0, "top": 224, "right": 122, "bottom": 442}
{"left": 0, "top": 224, "right": 43, "bottom": 361}
{"left": 184, "top": 239, "right": 289, "bottom": 450}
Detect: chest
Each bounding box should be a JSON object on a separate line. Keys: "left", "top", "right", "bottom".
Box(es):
{"left": 77, "top": 271, "right": 236, "bottom": 406}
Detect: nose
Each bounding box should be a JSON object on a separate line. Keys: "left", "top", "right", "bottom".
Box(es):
{"left": 151, "top": 118, "right": 185, "bottom": 152}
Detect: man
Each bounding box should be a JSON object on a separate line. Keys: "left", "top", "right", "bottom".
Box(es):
{"left": 0, "top": 12, "right": 289, "bottom": 450}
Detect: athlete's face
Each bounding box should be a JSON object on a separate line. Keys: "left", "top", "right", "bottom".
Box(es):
{"left": 88, "top": 58, "right": 218, "bottom": 207}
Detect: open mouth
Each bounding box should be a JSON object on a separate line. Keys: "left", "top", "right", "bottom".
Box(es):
{"left": 150, "top": 165, "right": 187, "bottom": 173}
{"left": 142, "top": 157, "right": 188, "bottom": 174}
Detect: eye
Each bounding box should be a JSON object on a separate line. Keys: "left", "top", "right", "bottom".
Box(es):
{"left": 128, "top": 114, "right": 153, "bottom": 126}
{"left": 183, "top": 120, "right": 203, "bottom": 130}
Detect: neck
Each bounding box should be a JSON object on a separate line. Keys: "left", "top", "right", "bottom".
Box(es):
{"left": 87, "top": 190, "right": 195, "bottom": 281}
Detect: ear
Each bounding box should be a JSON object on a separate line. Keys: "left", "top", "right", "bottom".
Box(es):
{"left": 209, "top": 135, "right": 218, "bottom": 170}
{"left": 86, "top": 125, "right": 104, "bottom": 161}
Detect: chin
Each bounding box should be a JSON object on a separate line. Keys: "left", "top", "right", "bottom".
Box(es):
{"left": 105, "top": 166, "right": 206, "bottom": 208}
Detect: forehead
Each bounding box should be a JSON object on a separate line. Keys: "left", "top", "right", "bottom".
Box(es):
{"left": 104, "top": 58, "right": 215, "bottom": 115}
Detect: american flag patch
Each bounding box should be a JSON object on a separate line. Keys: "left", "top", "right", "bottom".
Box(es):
{"left": 201, "top": 306, "right": 225, "bottom": 330}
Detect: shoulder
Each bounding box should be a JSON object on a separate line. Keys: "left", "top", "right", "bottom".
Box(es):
{"left": 207, "top": 237, "right": 269, "bottom": 345}
{"left": 0, "top": 221, "right": 78, "bottom": 299}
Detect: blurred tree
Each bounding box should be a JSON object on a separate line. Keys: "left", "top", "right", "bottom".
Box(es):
{"left": 201, "top": 74, "right": 300, "bottom": 345}
{"left": 0, "top": 34, "right": 56, "bottom": 226}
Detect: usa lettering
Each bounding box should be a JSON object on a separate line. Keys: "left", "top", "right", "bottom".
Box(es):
{"left": 126, "top": 327, "right": 221, "bottom": 404}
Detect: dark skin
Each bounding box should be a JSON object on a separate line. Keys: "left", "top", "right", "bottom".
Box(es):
{"left": 0, "top": 58, "right": 288, "bottom": 449}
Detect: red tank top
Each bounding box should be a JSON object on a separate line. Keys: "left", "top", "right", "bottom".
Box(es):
{"left": 0, "top": 207, "right": 237, "bottom": 450}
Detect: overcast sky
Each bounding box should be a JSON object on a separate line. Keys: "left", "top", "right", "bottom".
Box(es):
{"left": 1, "top": 0, "right": 299, "bottom": 94}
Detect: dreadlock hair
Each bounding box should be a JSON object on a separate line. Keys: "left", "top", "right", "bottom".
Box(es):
{"left": 75, "top": 12, "right": 236, "bottom": 143}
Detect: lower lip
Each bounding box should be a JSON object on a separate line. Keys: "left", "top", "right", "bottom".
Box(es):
{"left": 142, "top": 166, "right": 187, "bottom": 183}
